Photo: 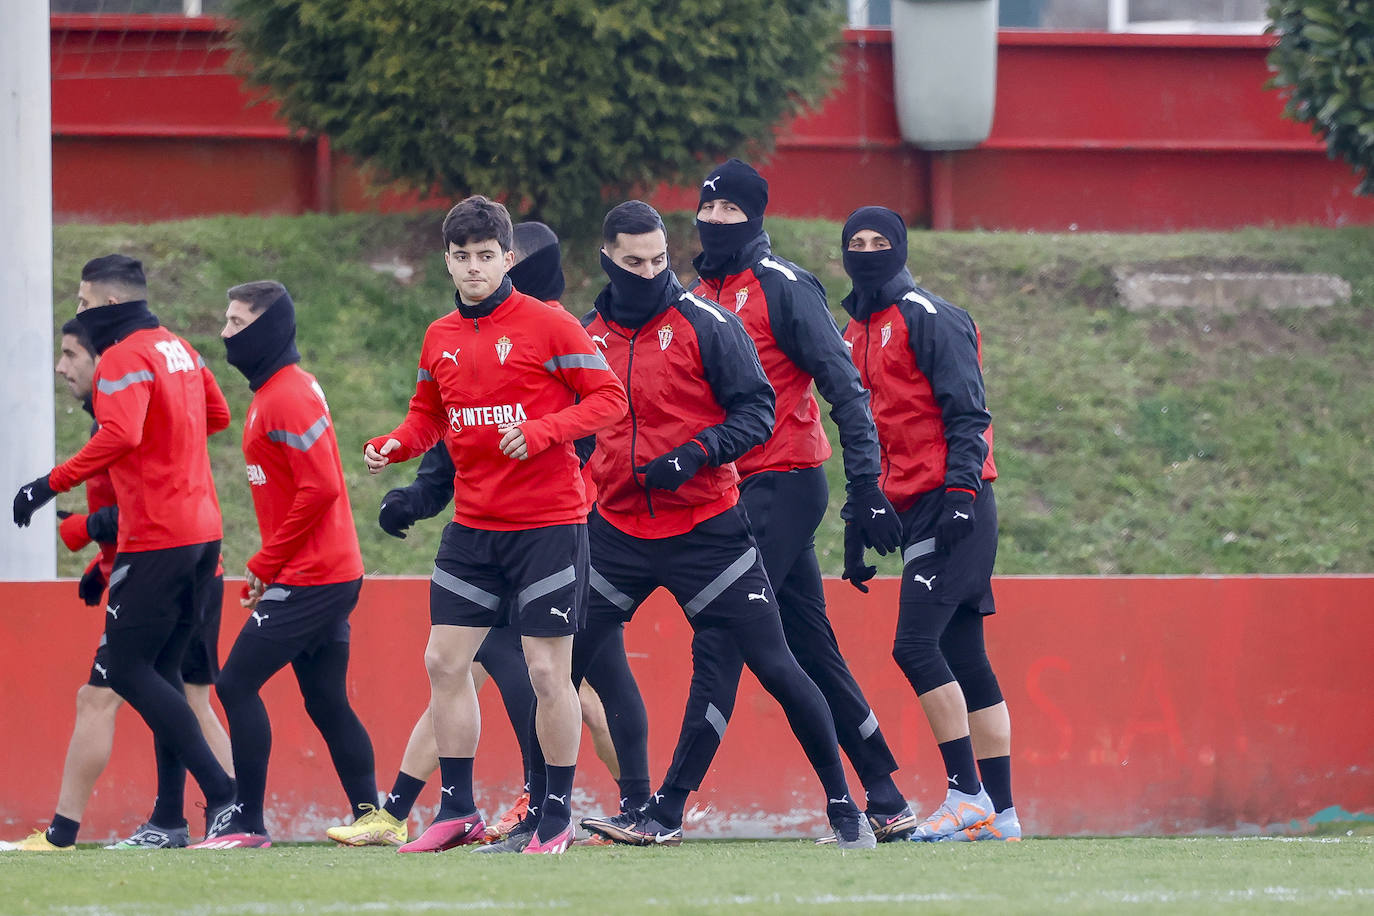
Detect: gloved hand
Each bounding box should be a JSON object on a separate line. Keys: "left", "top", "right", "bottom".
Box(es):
{"left": 378, "top": 489, "right": 420, "bottom": 539}
{"left": 845, "top": 480, "right": 902, "bottom": 555}
{"left": 635, "top": 441, "right": 709, "bottom": 492}
{"left": 935, "top": 488, "right": 976, "bottom": 552}
{"left": 841, "top": 523, "right": 876, "bottom": 594}
{"left": 78, "top": 562, "right": 107, "bottom": 607}
{"left": 13, "top": 474, "right": 57, "bottom": 527}
{"left": 86, "top": 505, "right": 119, "bottom": 544}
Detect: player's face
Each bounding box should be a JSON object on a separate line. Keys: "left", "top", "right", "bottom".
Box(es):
{"left": 75, "top": 280, "right": 114, "bottom": 313}
{"left": 697, "top": 198, "right": 748, "bottom": 225}
{"left": 604, "top": 230, "right": 669, "bottom": 279}
{"left": 221, "top": 299, "right": 260, "bottom": 339}
{"left": 446, "top": 238, "right": 514, "bottom": 305}
{"left": 847, "top": 230, "right": 892, "bottom": 252}
{"left": 56, "top": 333, "right": 97, "bottom": 401}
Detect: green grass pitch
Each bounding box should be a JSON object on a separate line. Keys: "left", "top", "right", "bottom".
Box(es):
{"left": 4, "top": 836, "right": 1372, "bottom": 914}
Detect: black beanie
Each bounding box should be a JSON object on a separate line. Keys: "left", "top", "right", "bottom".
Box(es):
{"left": 509, "top": 221, "right": 565, "bottom": 302}
{"left": 699, "top": 158, "right": 769, "bottom": 220}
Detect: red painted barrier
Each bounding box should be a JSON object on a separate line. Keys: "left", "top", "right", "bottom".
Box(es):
{"left": 2, "top": 576, "right": 1370, "bottom": 841}
{"left": 49, "top": 18, "right": 1374, "bottom": 230}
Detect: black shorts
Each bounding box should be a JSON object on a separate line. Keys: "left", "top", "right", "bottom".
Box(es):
{"left": 237, "top": 577, "right": 360, "bottom": 657}
{"left": 586, "top": 505, "right": 776, "bottom": 630}
{"left": 899, "top": 482, "right": 998, "bottom": 614}
{"left": 104, "top": 539, "right": 221, "bottom": 636}
{"left": 430, "top": 522, "right": 588, "bottom": 637}
{"left": 89, "top": 573, "right": 223, "bottom": 687}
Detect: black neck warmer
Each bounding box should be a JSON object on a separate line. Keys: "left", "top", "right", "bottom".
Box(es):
{"left": 454, "top": 275, "right": 513, "bottom": 320}
{"left": 223, "top": 289, "right": 302, "bottom": 391}
{"left": 595, "top": 251, "right": 680, "bottom": 330}
{"left": 75, "top": 300, "right": 160, "bottom": 355}
{"left": 840, "top": 267, "right": 919, "bottom": 321}
{"left": 693, "top": 218, "right": 767, "bottom": 278}
{"left": 509, "top": 245, "right": 565, "bottom": 302}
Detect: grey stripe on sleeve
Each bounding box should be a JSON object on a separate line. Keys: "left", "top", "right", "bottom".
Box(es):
{"left": 544, "top": 352, "right": 609, "bottom": 373}
{"left": 97, "top": 370, "right": 155, "bottom": 395}
{"left": 267, "top": 414, "right": 331, "bottom": 452}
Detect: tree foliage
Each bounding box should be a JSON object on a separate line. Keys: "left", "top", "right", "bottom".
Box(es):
{"left": 1267, "top": 0, "right": 1374, "bottom": 195}
{"left": 228, "top": 0, "right": 844, "bottom": 233}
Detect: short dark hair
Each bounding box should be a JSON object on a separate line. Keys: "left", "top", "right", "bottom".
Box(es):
{"left": 59, "top": 318, "right": 95, "bottom": 357}
{"left": 602, "top": 200, "right": 666, "bottom": 245}
{"left": 227, "top": 280, "right": 290, "bottom": 314}
{"left": 80, "top": 254, "right": 147, "bottom": 302}
{"left": 442, "top": 196, "right": 513, "bottom": 252}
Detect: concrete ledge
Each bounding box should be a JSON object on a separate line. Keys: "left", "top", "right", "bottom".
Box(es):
{"left": 1114, "top": 270, "right": 1352, "bottom": 312}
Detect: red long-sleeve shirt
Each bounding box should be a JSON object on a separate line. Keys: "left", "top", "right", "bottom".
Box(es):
{"left": 49, "top": 327, "right": 227, "bottom": 552}
{"left": 377, "top": 290, "right": 626, "bottom": 531}
{"left": 242, "top": 364, "right": 363, "bottom": 586}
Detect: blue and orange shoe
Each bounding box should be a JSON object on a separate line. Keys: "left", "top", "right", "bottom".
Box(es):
{"left": 909, "top": 788, "right": 994, "bottom": 842}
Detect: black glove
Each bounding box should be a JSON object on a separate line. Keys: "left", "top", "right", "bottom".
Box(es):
{"left": 846, "top": 481, "right": 902, "bottom": 555}
{"left": 841, "top": 523, "right": 876, "bottom": 594}
{"left": 13, "top": 474, "right": 57, "bottom": 527}
{"left": 635, "top": 441, "right": 709, "bottom": 492}
{"left": 86, "top": 505, "right": 119, "bottom": 544}
{"left": 78, "top": 563, "right": 107, "bottom": 607}
{"left": 378, "top": 489, "right": 420, "bottom": 539}
{"left": 935, "top": 488, "right": 976, "bottom": 552}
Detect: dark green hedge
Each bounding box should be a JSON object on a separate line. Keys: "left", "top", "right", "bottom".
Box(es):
{"left": 229, "top": 0, "right": 844, "bottom": 233}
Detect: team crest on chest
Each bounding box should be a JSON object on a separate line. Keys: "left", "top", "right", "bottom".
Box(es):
{"left": 495, "top": 335, "right": 513, "bottom": 365}
{"left": 880, "top": 321, "right": 893, "bottom": 348}
{"left": 658, "top": 324, "right": 674, "bottom": 350}
{"left": 734, "top": 287, "right": 749, "bottom": 312}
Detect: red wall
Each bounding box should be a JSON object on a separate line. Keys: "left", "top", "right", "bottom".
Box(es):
{"left": 49, "top": 18, "right": 1374, "bottom": 230}
{"left": 3, "top": 576, "right": 1370, "bottom": 841}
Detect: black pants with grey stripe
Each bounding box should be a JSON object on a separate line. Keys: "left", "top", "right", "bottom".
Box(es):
{"left": 567, "top": 504, "right": 845, "bottom": 793}
{"left": 660, "top": 466, "right": 899, "bottom": 793}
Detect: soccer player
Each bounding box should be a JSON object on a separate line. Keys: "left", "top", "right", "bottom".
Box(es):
{"left": 623, "top": 158, "right": 913, "bottom": 843}
{"left": 12, "top": 254, "right": 237, "bottom": 842}
{"left": 364, "top": 196, "right": 627, "bottom": 855}
{"left": 189, "top": 280, "right": 379, "bottom": 849}
{"left": 837, "top": 206, "right": 1019, "bottom": 842}
{"left": 2, "top": 320, "right": 235, "bottom": 853}
{"left": 569, "top": 200, "right": 876, "bottom": 849}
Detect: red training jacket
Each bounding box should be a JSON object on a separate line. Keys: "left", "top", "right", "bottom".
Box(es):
{"left": 49, "top": 327, "right": 227, "bottom": 552}
{"left": 242, "top": 364, "right": 363, "bottom": 586}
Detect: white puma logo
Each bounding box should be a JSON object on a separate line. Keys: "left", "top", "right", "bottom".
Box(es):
{"left": 669, "top": 457, "right": 682, "bottom": 471}
{"left": 251, "top": 610, "right": 269, "bottom": 626}
{"left": 549, "top": 607, "right": 571, "bottom": 622}
{"left": 94, "top": 663, "right": 108, "bottom": 679}
{"left": 747, "top": 590, "right": 767, "bottom": 601}
{"left": 21, "top": 487, "right": 33, "bottom": 500}
{"left": 592, "top": 334, "right": 608, "bottom": 348}
{"left": 107, "top": 604, "right": 120, "bottom": 619}
{"left": 651, "top": 792, "right": 663, "bottom": 804}
{"left": 440, "top": 785, "right": 454, "bottom": 796}
{"left": 702, "top": 176, "right": 720, "bottom": 190}
{"left": 548, "top": 794, "right": 567, "bottom": 806}
{"left": 828, "top": 796, "right": 850, "bottom": 806}
{"left": 441, "top": 349, "right": 460, "bottom": 366}
{"left": 388, "top": 793, "right": 400, "bottom": 804}
{"left": 870, "top": 507, "right": 887, "bottom": 518}
{"left": 948, "top": 774, "right": 958, "bottom": 785}
{"left": 912, "top": 573, "right": 937, "bottom": 591}
{"left": 953, "top": 510, "right": 970, "bottom": 521}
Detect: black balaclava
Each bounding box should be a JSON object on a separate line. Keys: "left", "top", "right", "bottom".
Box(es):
{"left": 840, "top": 206, "right": 913, "bottom": 319}
{"left": 598, "top": 251, "right": 677, "bottom": 330}
{"left": 75, "top": 300, "right": 160, "bottom": 356}
{"left": 509, "top": 221, "right": 565, "bottom": 302}
{"left": 223, "top": 287, "right": 302, "bottom": 391}
{"left": 694, "top": 158, "right": 769, "bottom": 277}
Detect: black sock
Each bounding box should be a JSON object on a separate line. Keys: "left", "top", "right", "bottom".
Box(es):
{"left": 537, "top": 764, "right": 576, "bottom": 840}
{"left": 645, "top": 785, "right": 689, "bottom": 828}
{"left": 815, "top": 762, "right": 857, "bottom": 812}
{"left": 938, "top": 737, "right": 981, "bottom": 796}
{"left": 436, "top": 757, "right": 475, "bottom": 819}
{"left": 46, "top": 815, "right": 80, "bottom": 848}
{"left": 617, "top": 777, "right": 651, "bottom": 814}
{"left": 524, "top": 767, "right": 547, "bottom": 827}
{"left": 862, "top": 774, "right": 907, "bottom": 815}
{"left": 383, "top": 772, "right": 426, "bottom": 821}
{"left": 149, "top": 739, "right": 187, "bottom": 827}
{"left": 977, "top": 755, "right": 1014, "bottom": 812}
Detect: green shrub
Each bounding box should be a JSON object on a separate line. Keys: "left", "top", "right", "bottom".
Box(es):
{"left": 228, "top": 0, "right": 844, "bottom": 234}
{"left": 1267, "top": 0, "right": 1374, "bottom": 195}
